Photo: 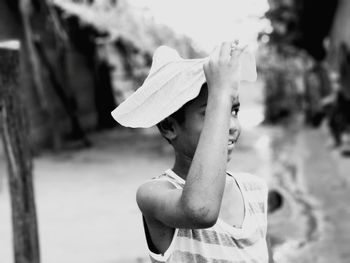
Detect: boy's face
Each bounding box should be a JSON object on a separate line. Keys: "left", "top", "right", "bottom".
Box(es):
{"left": 173, "top": 86, "right": 241, "bottom": 162}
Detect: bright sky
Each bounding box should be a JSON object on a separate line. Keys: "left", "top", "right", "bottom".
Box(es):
{"left": 128, "top": 0, "right": 270, "bottom": 51}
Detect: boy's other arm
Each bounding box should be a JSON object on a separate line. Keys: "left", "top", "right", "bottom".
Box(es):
{"left": 137, "top": 180, "right": 214, "bottom": 229}
{"left": 137, "top": 42, "right": 243, "bottom": 229}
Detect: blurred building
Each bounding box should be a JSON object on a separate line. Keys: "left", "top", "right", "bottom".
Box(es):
{"left": 0, "top": 0, "right": 205, "bottom": 151}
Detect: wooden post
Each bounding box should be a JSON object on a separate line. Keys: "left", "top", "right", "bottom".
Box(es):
{"left": 0, "top": 42, "right": 40, "bottom": 263}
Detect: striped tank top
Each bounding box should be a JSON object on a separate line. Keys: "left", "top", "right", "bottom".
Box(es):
{"left": 145, "top": 169, "right": 269, "bottom": 263}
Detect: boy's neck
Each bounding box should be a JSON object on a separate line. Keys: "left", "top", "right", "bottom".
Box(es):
{"left": 172, "top": 152, "right": 230, "bottom": 181}
{"left": 172, "top": 153, "right": 192, "bottom": 181}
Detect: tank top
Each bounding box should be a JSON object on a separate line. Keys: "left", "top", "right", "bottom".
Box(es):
{"left": 144, "top": 169, "right": 269, "bottom": 263}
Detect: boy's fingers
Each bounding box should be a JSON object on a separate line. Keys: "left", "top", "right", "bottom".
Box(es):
{"left": 239, "top": 44, "right": 248, "bottom": 54}
{"left": 219, "top": 42, "right": 231, "bottom": 61}
{"left": 229, "top": 44, "right": 248, "bottom": 61}
{"left": 229, "top": 40, "right": 239, "bottom": 55}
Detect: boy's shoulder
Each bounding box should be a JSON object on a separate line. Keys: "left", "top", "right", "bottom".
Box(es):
{"left": 136, "top": 172, "right": 180, "bottom": 216}
{"left": 136, "top": 170, "right": 183, "bottom": 198}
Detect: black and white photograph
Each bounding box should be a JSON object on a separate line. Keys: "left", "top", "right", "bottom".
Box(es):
{"left": 1, "top": 0, "right": 349, "bottom": 262}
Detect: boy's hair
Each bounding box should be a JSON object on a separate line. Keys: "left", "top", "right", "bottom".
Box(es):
{"left": 156, "top": 83, "right": 207, "bottom": 144}
{"left": 156, "top": 102, "right": 187, "bottom": 144}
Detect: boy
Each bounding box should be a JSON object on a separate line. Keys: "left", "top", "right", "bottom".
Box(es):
{"left": 112, "top": 42, "right": 269, "bottom": 262}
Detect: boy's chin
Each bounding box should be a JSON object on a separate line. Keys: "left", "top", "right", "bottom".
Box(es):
{"left": 227, "top": 151, "right": 234, "bottom": 162}
{"left": 227, "top": 144, "right": 237, "bottom": 162}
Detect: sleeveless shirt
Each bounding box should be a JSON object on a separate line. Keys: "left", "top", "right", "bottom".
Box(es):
{"left": 144, "top": 169, "right": 269, "bottom": 263}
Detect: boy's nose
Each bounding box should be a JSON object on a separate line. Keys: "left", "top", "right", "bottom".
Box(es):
{"left": 229, "top": 117, "right": 239, "bottom": 135}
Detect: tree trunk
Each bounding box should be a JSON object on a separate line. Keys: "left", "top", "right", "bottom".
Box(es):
{"left": 0, "top": 45, "right": 40, "bottom": 263}
{"left": 19, "top": 0, "right": 48, "bottom": 111}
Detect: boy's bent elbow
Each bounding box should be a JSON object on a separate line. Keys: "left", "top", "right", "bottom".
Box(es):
{"left": 195, "top": 214, "right": 218, "bottom": 228}
{"left": 183, "top": 202, "right": 219, "bottom": 228}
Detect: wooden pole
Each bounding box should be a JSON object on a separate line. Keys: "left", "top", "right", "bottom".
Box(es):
{"left": 0, "top": 42, "right": 40, "bottom": 263}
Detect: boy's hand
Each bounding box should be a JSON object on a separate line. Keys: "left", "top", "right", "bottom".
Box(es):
{"left": 203, "top": 41, "right": 246, "bottom": 99}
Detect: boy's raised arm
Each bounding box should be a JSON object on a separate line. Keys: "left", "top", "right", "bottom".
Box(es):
{"left": 137, "top": 42, "right": 243, "bottom": 229}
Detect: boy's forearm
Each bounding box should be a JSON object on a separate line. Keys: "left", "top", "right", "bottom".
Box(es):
{"left": 181, "top": 91, "right": 233, "bottom": 224}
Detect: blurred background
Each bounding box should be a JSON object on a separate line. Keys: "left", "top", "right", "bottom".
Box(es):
{"left": 1, "top": 0, "right": 350, "bottom": 262}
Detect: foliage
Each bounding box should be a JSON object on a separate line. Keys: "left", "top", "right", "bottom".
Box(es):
{"left": 257, "top": 41, "right": 313, "bottom": 123}
{"left": 257, "top": 0, "right": 318, "bottom": 123}
{"left": 262, "top": 0, "right": 338, "bottom": 61}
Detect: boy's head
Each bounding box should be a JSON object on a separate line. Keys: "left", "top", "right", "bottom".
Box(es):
{"left": 111, "top": 45, "right": 256, "bottom": 129}
{"left": 157, "top": 83, "right": 241, "bottom": 161}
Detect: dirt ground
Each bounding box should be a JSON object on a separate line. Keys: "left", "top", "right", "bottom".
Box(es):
{"left": 274, "top": 126, "right": 350, "bottom": 263}
{"left": 1, "top": 82, "right": 350, "bottom": 263}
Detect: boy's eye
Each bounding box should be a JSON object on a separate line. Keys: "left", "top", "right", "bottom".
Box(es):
{"left": 232, "top": 109, "right": 239, "bottom": 117}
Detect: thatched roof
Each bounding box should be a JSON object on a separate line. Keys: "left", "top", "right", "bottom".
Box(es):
{"left": 53, "top": 0, "right": 155, "bottom": 51}
{"left": 52, "top": 0, "right": 206, "bottom": 57}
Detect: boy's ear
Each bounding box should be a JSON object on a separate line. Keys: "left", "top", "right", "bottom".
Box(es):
{"left": 158, "top": 117, "right": 178, "bottom": 141}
